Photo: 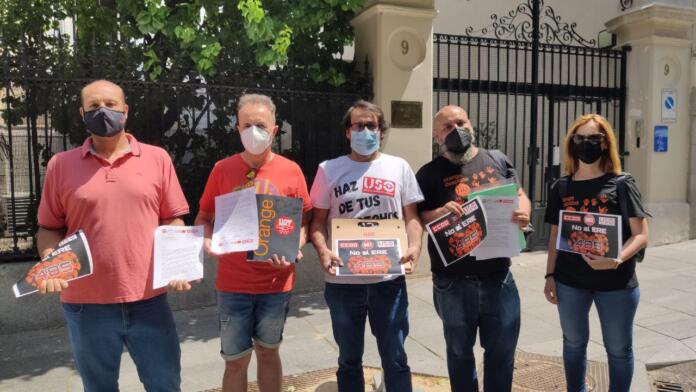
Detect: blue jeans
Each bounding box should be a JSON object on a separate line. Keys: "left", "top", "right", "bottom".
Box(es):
{"left": 433, "top": 270, "right": 520, "bottom": 392}
{"left": 62, "top": 294, "right": 181, "bottom": 392}
{"left": 556, "top": 282, "right": 640, "bottom": 392}
{"left": 217, "top": 291, "right": 291, "bottom": 361}
{"left": 324, "top": 276, "right": 411, "bottom": 392}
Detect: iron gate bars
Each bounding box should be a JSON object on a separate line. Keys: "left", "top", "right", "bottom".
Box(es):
{"left": 433, "top": 0, "right": 628, "bottom": 248}
{"left": 0, "top": 74, "right": 372, "bottom": 261}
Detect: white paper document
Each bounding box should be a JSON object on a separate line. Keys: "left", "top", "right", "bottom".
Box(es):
{"left": 471, "top": 196, "right": 521, "bottom": 260}
{"left": 211, "top": 186, "right": 259, "bottom": 254}
{"left": 153, "top": 225, "right": 205, "bottom": 289}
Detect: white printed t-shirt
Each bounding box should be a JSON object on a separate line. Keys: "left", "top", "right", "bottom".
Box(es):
{"left": 310, "top": 153, "right": 424, "bottom": 284}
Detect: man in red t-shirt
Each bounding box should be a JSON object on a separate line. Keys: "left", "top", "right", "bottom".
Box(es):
{"left": 195, "top": 94, "right": 312, "bottom": 391}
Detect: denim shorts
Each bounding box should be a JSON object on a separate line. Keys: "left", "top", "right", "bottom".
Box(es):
{"left": 217, "top": 291, "right": 291, "bottom": 361}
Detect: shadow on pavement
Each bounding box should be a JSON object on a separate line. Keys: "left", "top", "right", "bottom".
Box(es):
{"left": 288, "top": 290, "right": 329, "bottom": 318}
{"left": 0, "top": 289, "right": 330, "bottom": 383}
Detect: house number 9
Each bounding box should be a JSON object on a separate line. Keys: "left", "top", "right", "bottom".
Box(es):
{"left": 664, "top": 64, "right": 670, "bottom": 76}
{"left": 401, "top": 40, "right": 409, "bottom": 55}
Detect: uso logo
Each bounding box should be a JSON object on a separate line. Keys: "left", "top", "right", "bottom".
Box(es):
{"left": 363, "top": 177, "right": 396, "bottom": 197}
{"left": 598, "top": 216, "right": 616, "bottom": 226}
{"left": 583, "top": 214, "right": 596, "bottom": 227}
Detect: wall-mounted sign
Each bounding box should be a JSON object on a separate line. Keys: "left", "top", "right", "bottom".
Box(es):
{"left": 654, "top": 125, "right": 668, "bottom": 152}
{"left": 661, "top": 88, "right": 676, "bottom": 123}
{"left": 391, "top": 100, "right": 422, "bottom": 128}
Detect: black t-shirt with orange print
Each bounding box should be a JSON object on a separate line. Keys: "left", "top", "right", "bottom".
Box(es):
{"left": 417, "top": 149, "right": 519, "bottom": 276}
{"left": 545, "top": 173, "right": 647, "bottom": 291}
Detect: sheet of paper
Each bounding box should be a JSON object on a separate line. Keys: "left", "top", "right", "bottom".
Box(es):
{"left": 153, "top": 225, "right": 205, "bottom": 289}
{"left": 211, "top": 187, "right": 259, "bottom": 254}
{"left": 467, "top": 183, "right": 526, "bottom": 249}
{"left": 471, "top": 196, "right": 521, "bottom": 260}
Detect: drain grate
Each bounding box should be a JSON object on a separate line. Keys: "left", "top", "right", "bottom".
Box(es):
{"left": 512, "top": 358, "right": 595, "bottom": 391}
{"left": 648, "top": 360, "right": 696, "bottom": 392}
{"left": 201, "top": 351, "right": 611, "bottom": 391}
{"left": 482, "top": 351, "right": 609, "bottom": 392}
{"left": 248, "top": 367, "right": 337, "bottom": 392}
{"left": 200, "top": 367, "right": 337, "bottom": 392}
{"left": 654, "top": 381, "right": 686, "bottom": 392}
{"left": 201, "top": 367, "right": 448, "bottom": 392}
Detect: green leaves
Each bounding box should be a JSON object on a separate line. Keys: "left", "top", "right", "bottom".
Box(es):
{"left": 2, "top": 0, "right": 368, "bottom": 84}
{"left": 136, "top": 0, "right": 169, "bottom": 35}
{"left": 237, "top": 0, "right": 292, "bottom": 66}
{"left": 143, "top": 49, "right": 162, "bottom": 80}
{"left": 271, "top": 25, "right": 293, "bottom": 61}
{"left": 238, "top": 0, "right": 265, "bottom": 23}
{"left": 196, "top": 41, "right": 222, "bottom": 73}
{"left": 174, "top": 26, "right": 197, "bottom": 44}
{"left": 308, "top": 63, "right": 346, "bottom": 86}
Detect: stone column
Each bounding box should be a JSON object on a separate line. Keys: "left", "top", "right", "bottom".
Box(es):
{"left": 606, "top": 3, "right": 696, "bottom": 245}
{"left": 691, "top": 50, "right": 696, "bottom": 239}
{"left": 351, "top": 0, "right": 437, "bottom": 171}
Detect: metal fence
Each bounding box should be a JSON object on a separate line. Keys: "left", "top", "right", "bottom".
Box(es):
{"left": 433, "top": 0, "right": 628, "bottom": 249}
{"left": 1, "top": 71, "right": 372, "bottom": 261}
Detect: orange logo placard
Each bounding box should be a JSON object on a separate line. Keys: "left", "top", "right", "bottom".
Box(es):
{"left": 455, "top": 182, "right": 470, "bottom": 197}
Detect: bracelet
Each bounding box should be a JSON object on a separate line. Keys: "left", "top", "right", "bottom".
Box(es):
{"left": 544, "top": 272, "right": 555, "bottom": 279}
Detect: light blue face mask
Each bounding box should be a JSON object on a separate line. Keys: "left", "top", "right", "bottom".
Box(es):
{"left": 350, "top": 128, "right": 380, "bottom": 156}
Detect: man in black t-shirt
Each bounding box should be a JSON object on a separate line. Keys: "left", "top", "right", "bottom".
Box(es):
{"left": 416, "top": 105, "right": 532, "bottom": 392}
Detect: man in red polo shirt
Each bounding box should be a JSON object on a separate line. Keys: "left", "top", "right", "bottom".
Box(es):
{"left": 36, "top": 79, "right": 191, "bottom": 391}
{"left": 195, "top": 94, "right": 312, "bottom": 392}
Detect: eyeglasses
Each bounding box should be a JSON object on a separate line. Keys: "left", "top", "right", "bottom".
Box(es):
{"left": 571, "top": 134, "right": 604, "bottom": 145}
{"left": 349, "top": 122, "right": 379, "bottom": 131}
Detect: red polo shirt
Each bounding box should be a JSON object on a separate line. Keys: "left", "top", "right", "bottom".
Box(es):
{"left": 37, "top": 134, "right": 189, "bottom": 304}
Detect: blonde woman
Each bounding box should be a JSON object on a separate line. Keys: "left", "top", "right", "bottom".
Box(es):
{"left": 543, "top": 114, "right": 649, "bottom": 392}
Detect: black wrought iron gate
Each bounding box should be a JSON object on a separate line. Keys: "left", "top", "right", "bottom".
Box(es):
{"left": 433, "top": 0, "right": 628, "bottom": 249}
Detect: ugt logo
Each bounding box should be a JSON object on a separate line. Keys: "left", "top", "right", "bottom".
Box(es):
{"left": 274, "top": 216, "right": 296, "bottom": 236}
{"left": 583, "top": 214, "right": 596, "bottom": 227}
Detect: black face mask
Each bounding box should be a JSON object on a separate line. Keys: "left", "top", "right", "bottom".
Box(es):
{"left": 443, "top": 127, "right": 473, "bottom": 154}
{"left": 83, "top": 107, "right": 126, "bottom": 137}
{"left": 572, "top": 141, "right": 604, "bottom": 164}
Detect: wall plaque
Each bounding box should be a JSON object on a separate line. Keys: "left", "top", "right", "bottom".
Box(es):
{"left": 391, "top": 100, "right": 422, "bottom": 128}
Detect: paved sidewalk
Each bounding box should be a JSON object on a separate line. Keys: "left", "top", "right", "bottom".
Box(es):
{"left": 2, "top": 240, "right": 696, "bottom": 391}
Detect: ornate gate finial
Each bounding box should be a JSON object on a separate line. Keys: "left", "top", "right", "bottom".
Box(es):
{"left": 464, "top": 0, "right": 597, "bottom": 47}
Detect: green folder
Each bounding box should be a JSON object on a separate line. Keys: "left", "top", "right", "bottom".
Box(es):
{"left": 467, "top": 182, "right": 526, "bottom": 249}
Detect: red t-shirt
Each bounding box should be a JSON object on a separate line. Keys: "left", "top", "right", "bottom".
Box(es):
{"left": 199, "top": 153, "right": 312, "bottom": 293}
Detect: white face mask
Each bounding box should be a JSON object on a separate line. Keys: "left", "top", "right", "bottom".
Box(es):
{"left": 241, "top": 125, "right": 272, "bottom": 155}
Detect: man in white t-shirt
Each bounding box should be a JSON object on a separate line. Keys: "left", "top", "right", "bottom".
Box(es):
{"left": 309, "top": 100, "right": 424, "bottom": 392}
